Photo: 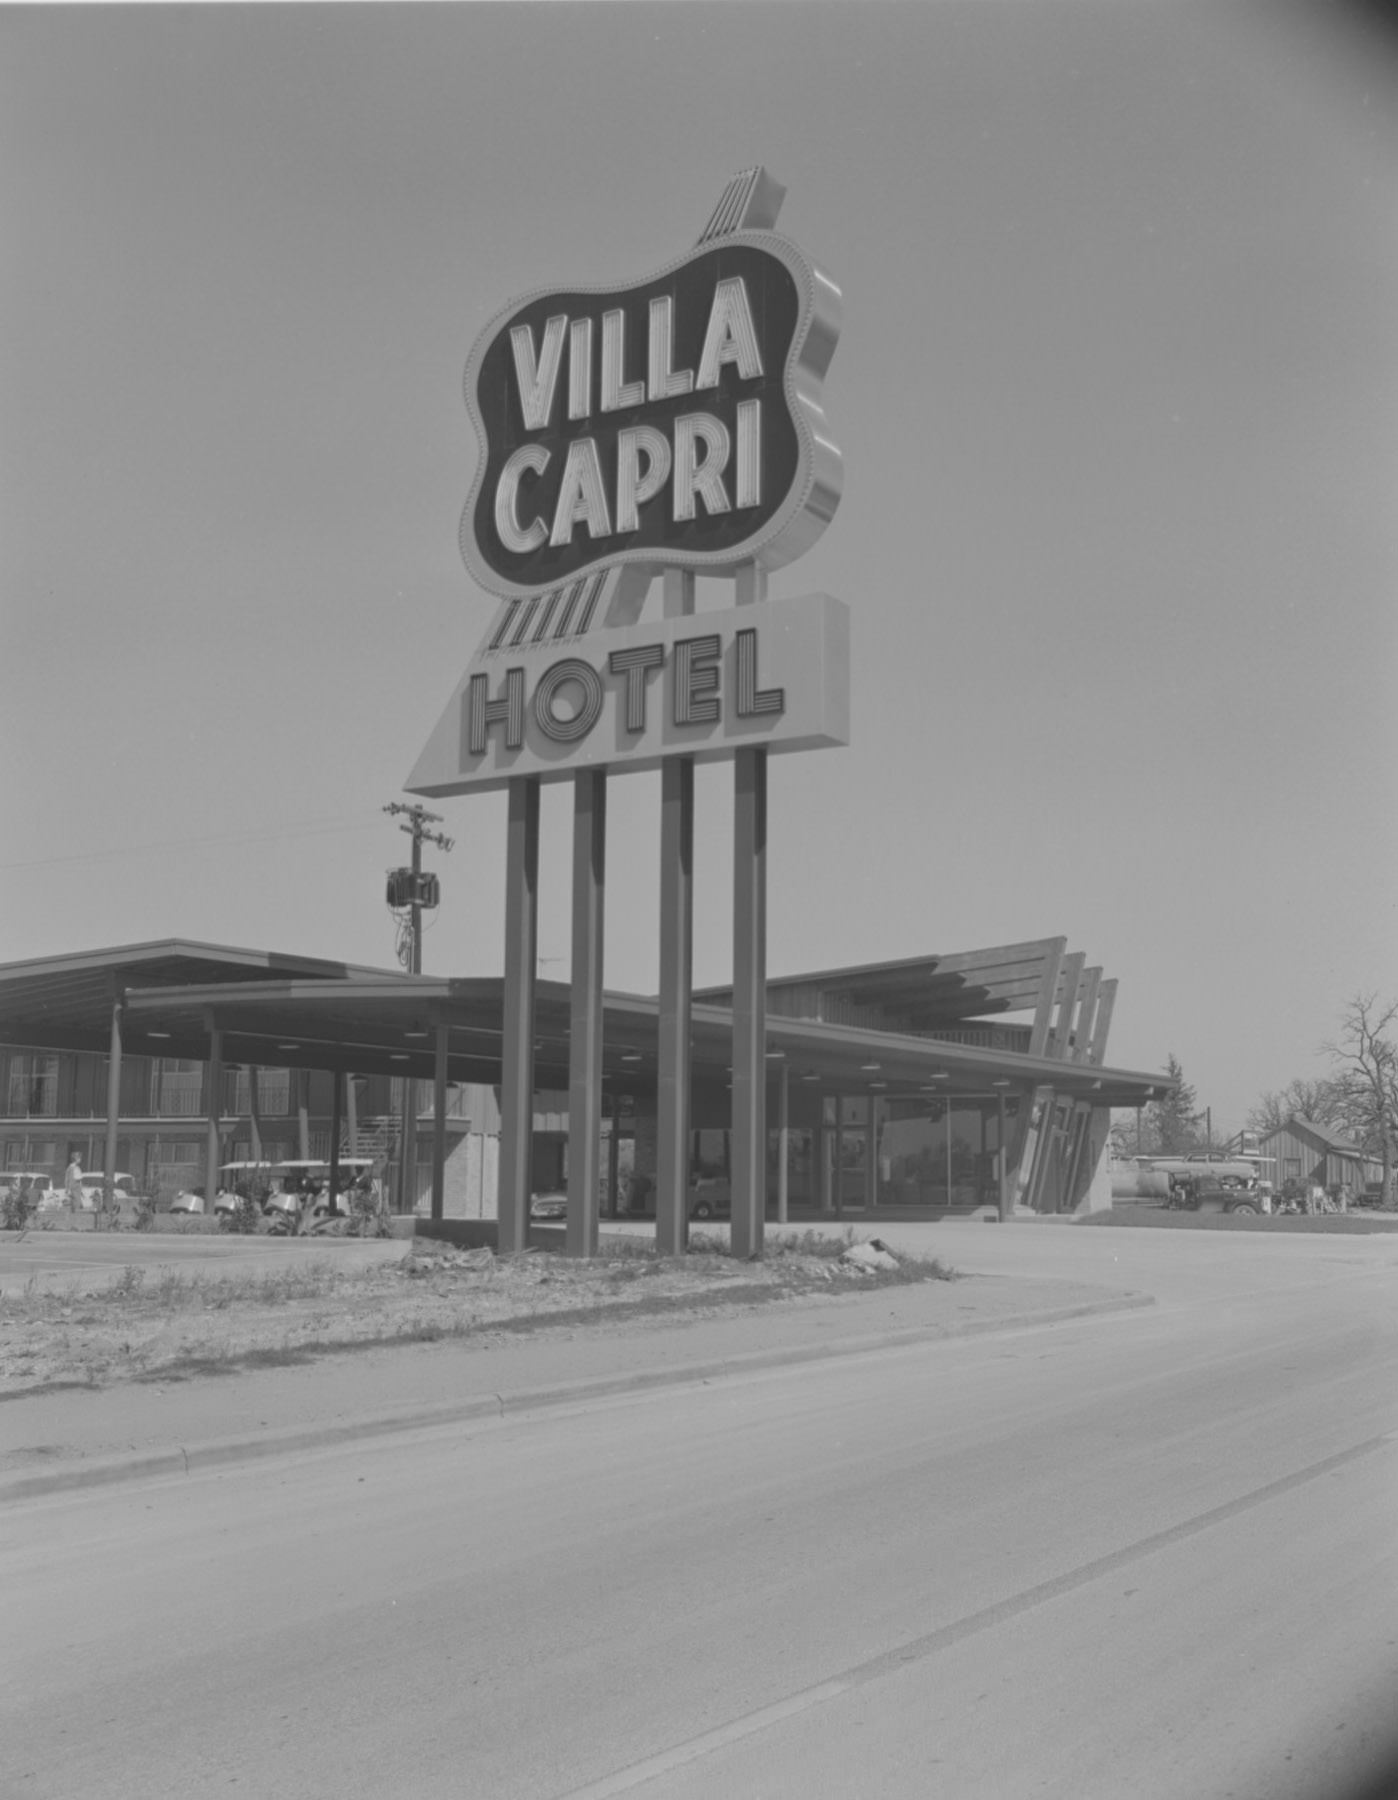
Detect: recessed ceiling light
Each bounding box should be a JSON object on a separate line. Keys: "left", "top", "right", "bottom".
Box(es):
{"left": 801, "top": 1072, "right": 821, "bottom": 1083}
{"left": 278, "top": 1043, "right": 300, "bottom": 1051}
{"left": 860, "top": 1061, "right": 881, "bottom": 1072}
{"left": 390, "top": 1053, "right": 409, "bottom": 1062}
{"left": 765, "top": 1049, "right": 785, "bottom": 1059}
{"left": 146, "top": 1031, "right": 171, "bottom": 1040}
{"left": 869, "top": 1081, "right": 888, "bottom": 1091}
{"left": 991, "top": 1078, "right": 1012, "bottom": 1088}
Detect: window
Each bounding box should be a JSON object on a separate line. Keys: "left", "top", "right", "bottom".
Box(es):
{"left": 226, "top": 1069, "right": 291, "bottom": 1116}
{"left": 151, "top": 1059, "right": 204, "bottom": 1117}
{"left": 7, "top": 1054, "right": 59, "bottom": 1117}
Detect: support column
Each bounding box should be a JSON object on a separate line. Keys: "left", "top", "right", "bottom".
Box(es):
{"left": 731, "top": 743, "right": 767, "bottom": 1258}
{"left": 102, "top": 993, "right": 123, "bottom": 1225}
{"left": 296, "top": 1067, "right": 311, "bottom": 1160}
{"left": 656, "top": 567, "right": 695, "bottom": 1257}
{"left": 401, "top": 1078, "right": 418, "bottom": 1213}
{"left": 432, "top": 1022, "right": 449, "bottom": 1222}
{"left": 776, "top": 1062, "right": 789, "bottom": 1225}
{"left": 730, "top": 562, "right": 767, "bottom": 1259}
{"left": 997, "top": 1093, "right": 1010, "bottom": 1221}
{"left": 864, "top": 1095, "right": 880, "bottom": 1211}
{"left": 246, "top": 1064, "right": 264, "bottom": 1165}
{"left": 329, "top": 1070, "right": 344, "bottom": 1218}
{"left": 203, "top": 1016, "right": 223, "bottom": 1214}
{"left": 345, "top": 1074, "right": 359, "bottom": 1156}
{"left": 499, "top": 775, "right": 540, "bottom": 1254}
{"left": 568, "top": 770, "right": 605, "bottom": 1259}
{"left": 657, "top": 756, "right": 693, "bottom": 1255}
{"left": 606, "top": 1090, "right": 620, "bottom": 1219}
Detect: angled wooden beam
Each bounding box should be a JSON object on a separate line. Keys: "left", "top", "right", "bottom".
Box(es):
{"left": 1027, "top": 938, "right": 1067, "bottom": 1057}
{"left": 1071, "top": 967, "right": 1103, "bottom": 1064}
{"left": 1048, "top": 953, "right": 1086, "bottom": 1061}
{"left": 1089, "top": 979, "right": 1118, "bottom": 1064}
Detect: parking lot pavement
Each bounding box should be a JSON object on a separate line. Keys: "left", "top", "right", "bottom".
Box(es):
{"left": 0, "top": 1230, "right": 409, "bottom": 1294}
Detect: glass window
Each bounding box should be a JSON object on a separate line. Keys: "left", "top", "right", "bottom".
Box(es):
{"left": 7, "top": 1054, "right": 59, "bottom": 1117}
{"left": 227, "top": 1069, "right": 291, "bottom": 1117}
{"left": 151, "top": 1059, "right": 204, "bottom": 1117}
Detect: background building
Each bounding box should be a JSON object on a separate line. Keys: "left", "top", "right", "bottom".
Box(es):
{"left": 0, "top": 936, "right": 1168, "bottom": 1222}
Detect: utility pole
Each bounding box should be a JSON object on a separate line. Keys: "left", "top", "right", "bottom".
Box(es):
{"left": 384, "top": 803, "right": 454, "bottom": 1212}
{"left": 384, "top": 802, "right": 454, "bottom": 974}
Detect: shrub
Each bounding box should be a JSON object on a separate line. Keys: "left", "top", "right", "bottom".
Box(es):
{"left": 2, "top": 1184, "right": 38, "bottom": 1231}
{"left": 217, "top": 1193, "right": 263, "bottom": 1235}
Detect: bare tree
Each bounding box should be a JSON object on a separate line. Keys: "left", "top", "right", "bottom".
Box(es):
{"left": 1246, "top": 1077, "right": 1346, "bottom": 1137}
{"left": 1325, "top": 994, "right": 1398, "bottom": 1206}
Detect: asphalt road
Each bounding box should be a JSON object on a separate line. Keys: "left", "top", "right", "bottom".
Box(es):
{"left": 5, "top": 1226, "right": 1398, "bottom": 1800}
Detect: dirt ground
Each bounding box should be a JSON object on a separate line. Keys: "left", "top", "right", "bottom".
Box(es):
{"left": 0, "top": 1236, "right": 951, "bottom": 1395}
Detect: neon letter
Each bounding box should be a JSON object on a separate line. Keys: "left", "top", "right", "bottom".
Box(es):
{"left": 494, "top": 445, "right": 550, "bottom": 554}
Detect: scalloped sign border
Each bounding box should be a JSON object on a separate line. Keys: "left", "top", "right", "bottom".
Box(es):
{"left": 460, "top": 231, "right": 842, "bottom": 601}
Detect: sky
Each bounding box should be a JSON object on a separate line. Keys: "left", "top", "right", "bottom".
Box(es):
{"left": 3, "top": 0, "right": 1396, "bottom": 1135}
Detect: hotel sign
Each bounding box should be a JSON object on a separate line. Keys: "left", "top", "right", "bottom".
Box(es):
{"left": 406, "top": 592, "right": 849, "bottom": 797}
{"left": 409, "top": 168, "right": 848, "bottom": 800}
{"left": 461, "top": 235, "right": 843, "bottom": 597}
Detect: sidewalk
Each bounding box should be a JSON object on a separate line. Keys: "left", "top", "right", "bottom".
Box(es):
{"left": 0, "top": 1268, "right": 1149, "bottom": 1502}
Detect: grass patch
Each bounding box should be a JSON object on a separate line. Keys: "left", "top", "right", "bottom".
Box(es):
{"left": 1078, "top": 1206, "right": 1398, "bottom": 1233}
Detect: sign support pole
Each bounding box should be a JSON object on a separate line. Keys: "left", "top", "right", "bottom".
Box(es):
{"left": 657, "top": 568, "right": 695, "bottom": 1256}
{"left": 499, "top": 775, "right": 539, "bottom": 1254}
{"left": 731, "top": 561, "right": 768, "bottom": 1258}
{"left": 567, "top": 769, "right": 606, "bottom": 1257}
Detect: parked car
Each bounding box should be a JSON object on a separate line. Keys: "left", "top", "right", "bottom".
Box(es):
{"left": 1, "top": 1169, "right": 54, "bottom": 1197}
{"left": 77, "top": 1173, "right": 138, "bottom": 1206}
{"left": 1177, "top": 1177, "right": 1264, "bottom": 1216}
{"left": 689, "top": 1179, "right": 731, "bottom": 1220}
{"left": 530, "top": 1192, "right": 568, "bottom": 1221}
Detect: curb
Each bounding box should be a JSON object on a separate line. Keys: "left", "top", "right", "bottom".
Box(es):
{"left": 1, "top": 1291, "right": 1152, "bottom": 1503}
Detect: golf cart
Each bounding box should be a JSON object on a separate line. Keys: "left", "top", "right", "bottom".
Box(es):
{"left": 265, "top": 1158, "right": 376, "bottom": 1232}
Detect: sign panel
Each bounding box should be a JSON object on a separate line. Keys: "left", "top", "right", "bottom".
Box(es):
{"left": 461, "top": 233, "right": 842, "bottom": 599}
{"left": 406, "top": 593, "right": 849, "bottom": 797}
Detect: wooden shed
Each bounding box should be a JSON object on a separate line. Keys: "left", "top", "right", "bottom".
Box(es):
{"left": 1257, "top": 1116, "right": 1382, "bottom": 1193}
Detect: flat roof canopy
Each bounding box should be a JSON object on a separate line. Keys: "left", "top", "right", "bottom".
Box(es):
{"left": 699, "top": 939, "right": 1077, "bottom": 1027}
{"left": 0, "top": 941, "right": 1167, "bottom": 1107}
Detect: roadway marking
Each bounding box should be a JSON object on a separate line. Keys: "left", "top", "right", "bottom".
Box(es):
{"left": 555, "top": 1429, "right": 1398, "bottom": 1799}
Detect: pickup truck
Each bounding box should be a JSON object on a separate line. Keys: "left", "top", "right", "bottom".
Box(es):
{"left": 1173, "top": 1176, "right": 1264, "bottom": 1216}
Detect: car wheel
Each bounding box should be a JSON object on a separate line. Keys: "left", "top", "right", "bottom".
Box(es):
{"left": 1229, "top": 1201, "right": 1259, "bottom": 1216}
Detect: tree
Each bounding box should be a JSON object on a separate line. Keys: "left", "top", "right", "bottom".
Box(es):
{"left": 1150, "top": 1054, "right": 1205, "bottom": 1154}
{"left": 1246, "top": 1077, "right": 1346, "bottom": 1137}
{"left": 1325, "top": 994, "right": 1398, "bottom": 1205}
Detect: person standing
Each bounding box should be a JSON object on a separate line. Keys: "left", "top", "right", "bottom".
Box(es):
{"left": 64, "top": 1152, "right": 84, "bottom": 1209}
